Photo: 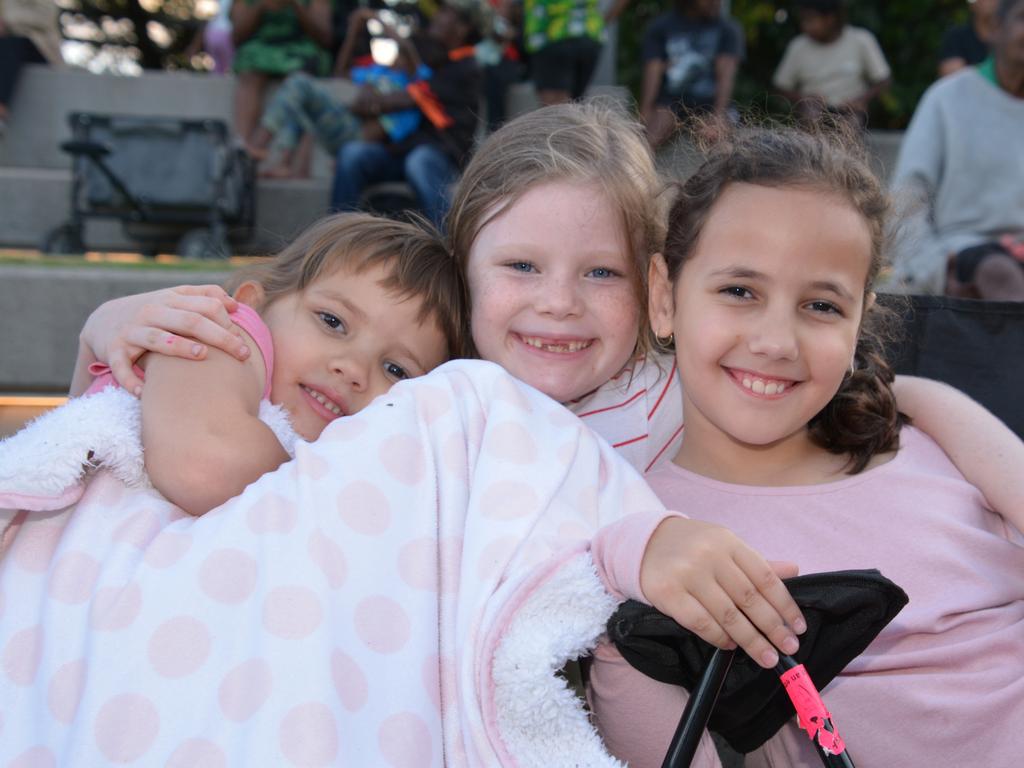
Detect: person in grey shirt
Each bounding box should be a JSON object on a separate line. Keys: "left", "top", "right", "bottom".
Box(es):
{"left": 887, "top": 0, "right": 1024, "bottom": 299}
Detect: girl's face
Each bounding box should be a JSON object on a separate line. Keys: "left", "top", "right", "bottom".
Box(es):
{"left": 252, "top": 263, "right": 449, "bottom": 440}
{"left": 649, "top": 183, "right": 872, "bottom": 454}
{"left": 465, "top": 181, "right": 641, "bottom": 403}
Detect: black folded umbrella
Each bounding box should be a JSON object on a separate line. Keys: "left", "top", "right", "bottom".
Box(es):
{"left": 608, "top": 569, "right": 909, "bottom": 767}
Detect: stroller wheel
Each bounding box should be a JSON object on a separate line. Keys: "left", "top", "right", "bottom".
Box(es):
{"left": 178, "top": 228, "right": 230, "bottom": 260}
{"left": 41, "top": 224, "right": 86, "bottom": 256}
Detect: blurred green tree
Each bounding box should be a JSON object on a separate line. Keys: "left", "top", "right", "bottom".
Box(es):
{"left": 58, "top": 0, "right": 206, "bottom": 73}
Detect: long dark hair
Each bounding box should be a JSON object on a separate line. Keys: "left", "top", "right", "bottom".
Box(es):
{"left": 663, "top": 124, "right": 907, "bottom": 473}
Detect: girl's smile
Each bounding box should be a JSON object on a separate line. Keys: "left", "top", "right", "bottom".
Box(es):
{"left": 724, "top": 367, "right": 802, "bottom": 398}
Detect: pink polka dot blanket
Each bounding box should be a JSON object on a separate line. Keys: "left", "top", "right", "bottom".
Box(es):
{"left": 0, "top": 360, "right": 667, "bottom": 767}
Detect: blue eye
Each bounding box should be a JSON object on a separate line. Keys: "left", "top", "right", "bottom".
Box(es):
{"left": 506, "top": 261, "right": 535, "bottom": 273}
{"left": 318, "top": 311, "right": 345, "bottom": 331}
{"left": 588, "top": 267, "right": 619, "bottom": 279}
{"left": 384, "top": 362, "right": 410, "bottom": 380}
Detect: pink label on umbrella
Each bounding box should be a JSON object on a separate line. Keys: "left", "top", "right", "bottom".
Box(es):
{"left": 780, "top": 663, "right": 847, "bottom": 756}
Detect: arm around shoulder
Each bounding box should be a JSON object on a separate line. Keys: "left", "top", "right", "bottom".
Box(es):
{"left": 894, "top": 375, "right": 1024, "bottom": 529}
{"left": 141, "top": 345, "right": 289, "bottom": 516}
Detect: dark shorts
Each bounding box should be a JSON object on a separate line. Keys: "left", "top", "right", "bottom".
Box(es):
{"left": 953, "top": 241, "right": 1023, "bottom": 284}
{"left": 531, "top": 37, "right": 602, "bottom": 99}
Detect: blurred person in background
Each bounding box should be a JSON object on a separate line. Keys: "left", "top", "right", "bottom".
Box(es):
{"left": 639, "top": 0, "right": 743, "bottom": 148}
{"left": 329, "top": 1, "right": 481, "bottom": 226}
{"left": 524, "top": 0, "right": 630, "bottom": 106}
{"left": 939, "top": 0, "right": 998, "bottom": 77}
{"left": 231, "top": 0, "right": 333, "bottom": 144}
{"left": 0, "top": 0, "right": 63, "bottom": 136}
{"left": 773, "top": 0, "right": 891, "bottom": 131}
{"left": 888, "top": 0, "right": 1024, "bottom": 300}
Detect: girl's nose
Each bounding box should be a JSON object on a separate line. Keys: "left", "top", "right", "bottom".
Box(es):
{"left": 535, "top": 276, "right": 584, "bottom": 318}
{"left": 746, "top": 318, "right": 800, "bottom": 361}
{"left": 331, "top": 354, "right": 368, "bottom": 392}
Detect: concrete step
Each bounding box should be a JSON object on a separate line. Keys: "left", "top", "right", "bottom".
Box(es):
{"left": 0, "top": 264, "right": 235, "bottom": 392}
{"left": 0, "top": 66, "right": 355, "bottom": 175}
{"left": 0, "top": 166, "right": 331, "bottom": 254}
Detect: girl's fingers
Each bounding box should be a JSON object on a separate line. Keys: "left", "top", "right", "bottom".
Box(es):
{"left": 733, "top": 548, "right": 807, "bottom": 635}
{"left": 136, "top": 310, "right": 249, "bottom": 360}
{"left": 134, "top": 328, "right": 209, "bottom": 361}
{"left": 715, "top": 560, "right": 802, "bottom": 661}
{"left": 172, "top": 284, "right": 238, "bottom": 313}
{"left": 166, "top": 293, "right": 239, "bottom": 330}
{"left": 662, "top": 592, "right": 736, "bottom": 651}
{"left": 107, "top": 348, "right": 144, "bottom": 395}
{"left": 697, "top": 579, "right": 784, "bottom": 669}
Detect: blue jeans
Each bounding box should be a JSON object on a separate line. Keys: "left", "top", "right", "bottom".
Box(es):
{"left": 330, "top": 141, "right": 458, "bottom": 227}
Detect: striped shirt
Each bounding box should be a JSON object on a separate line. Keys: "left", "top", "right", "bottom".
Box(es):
{"left": 568, "top": 351, "right": 684, "bottom": 474}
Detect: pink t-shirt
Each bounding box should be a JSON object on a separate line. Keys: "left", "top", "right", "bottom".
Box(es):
{"left": 589, "top": 427, "right": 1024, "bottom": 767}
{"left": 85, "top": 303, "right": 274, "bottom": 400}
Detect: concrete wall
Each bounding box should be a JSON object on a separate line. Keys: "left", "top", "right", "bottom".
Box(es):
{"left": 0, "top": 265, "right": 232, "bottom": 392}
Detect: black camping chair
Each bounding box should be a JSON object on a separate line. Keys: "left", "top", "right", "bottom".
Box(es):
{"left": 608, "top": 570, "right": 909, "bottom": 768}
{"left": 881, "top": 294, "right": 1024, "bottom": 439}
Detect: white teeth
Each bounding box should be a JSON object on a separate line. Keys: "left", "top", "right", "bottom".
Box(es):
{"left": 520, "top": 336, "right": 591, "bottom": 353}
{"left": 303, "top": 385, "right": 341, "bottom": 416}
{"left": 739, "top": 376, "right": 789, "bottom": 396}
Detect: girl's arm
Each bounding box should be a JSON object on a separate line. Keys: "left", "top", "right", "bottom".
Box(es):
{"left": 141, "top": 340, "right": 288, "bottom": 517}
{"left": 894, "top": 375, "right": 1024, "bottom": 529}
{"left": 593, "top": 512, "right": 805, "bottom": 669}
{"left": 71, "top": 286, "right": 249, "bottom": 397}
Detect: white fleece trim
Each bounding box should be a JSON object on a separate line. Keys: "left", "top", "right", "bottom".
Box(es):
{"left": 0, "top": 387, "right": 300, "bottom": 502}
{"left": 258, "top": 399, "right": 302, "bottom": 458}
{"left": 492, "top": 553, "right": 626, "bottom": 768}
{"left": 0, "top": 386, "right": 148, "bottom": 496}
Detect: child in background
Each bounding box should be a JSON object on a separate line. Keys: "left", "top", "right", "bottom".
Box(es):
{"left": 75, "top": 102, "right": 1024, "bottom": 681}
{"left": 588, "top": 125, "right": 1024, "bottom": 767}
{"left": 639, "top": 0, "right": 745, "bottom": 148}
{"left": 773, "top": 0, "right": 891, "bottom": 130}
{"left": 83, "top": 213, "right": 462, "bottom": 516}
{"left": 246, "top": 9, "right": 441, "bottom": 177}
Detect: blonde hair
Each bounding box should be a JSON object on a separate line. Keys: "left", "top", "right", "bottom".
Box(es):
{"left": 228, "top": 212, "right": 468, "bottom": 360}
{"left": 446, "top": 100, "right": 667, "bottom": 358}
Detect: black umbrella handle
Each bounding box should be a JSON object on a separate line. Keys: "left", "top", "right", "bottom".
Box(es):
{"left": 775, "top": 655, "right": 856, "bottom": 768}
{"left": 661, "top": 648, "right": 736, "bottom": 768}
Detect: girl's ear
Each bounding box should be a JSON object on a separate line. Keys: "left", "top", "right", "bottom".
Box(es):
{"left": 233, "top": 281, "right": 266, "bottom": 310}
{"left": 864, "top": 291, "right": 876, "bottom": 312}
{"left": 648, "top": 254, "right": 675, "bottom": 339}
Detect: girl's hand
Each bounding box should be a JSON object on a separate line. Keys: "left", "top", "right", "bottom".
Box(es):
{"left": 640, "top": 517, "right": 806, "bottom": 669}
{"left": 79, "top": 285, "right": 249, "bottom": 395}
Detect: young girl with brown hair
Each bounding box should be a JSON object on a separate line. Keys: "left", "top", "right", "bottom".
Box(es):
{"left": 589, "top": 125, "right": 1024, "bottom": 767}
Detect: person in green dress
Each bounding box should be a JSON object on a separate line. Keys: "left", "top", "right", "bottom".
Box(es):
{"left": 231, "top": 0, "right": 333, "bottom": 143}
